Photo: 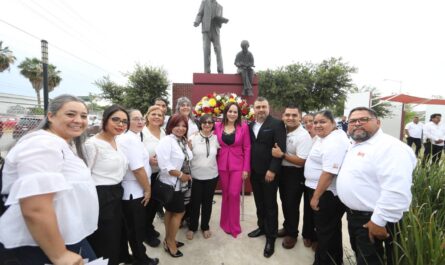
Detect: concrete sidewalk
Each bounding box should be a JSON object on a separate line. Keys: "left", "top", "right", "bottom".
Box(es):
{"left": 140, "top": 194, "right": 354, "bottom": 265}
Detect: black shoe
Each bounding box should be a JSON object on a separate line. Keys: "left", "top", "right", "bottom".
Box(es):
{"left": 263, "top": 239, "right": 275, "bottom": 258}
{"left": 163, "top": 241, "right": 183, "bottom": 258}
{"left": 248, "top": 228, "right": 264, "bottom": 238}
{"left": 144, "top": 237, "right": 161, "bottom": 247}
{"left": 176, "top": 241, "right": 185, "bottom": 248}
{"left": 150, "top": 229, "right": 160, "bottom": 238}
{"left": 147, "top": 257, "right": 160, "bottom": 265}
{"left": 119, "top": 255, "right": 133, "bottom": 265}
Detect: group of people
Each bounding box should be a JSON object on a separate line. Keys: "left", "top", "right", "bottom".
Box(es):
{"left": 0, "top": 93, "right": 418, "bottom": 265}
{"left": 404, "top": 114, "right": 445, "bottom": 165}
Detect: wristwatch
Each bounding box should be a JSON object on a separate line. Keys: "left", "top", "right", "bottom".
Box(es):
{"left": 281, "top": 153, "right": 286, "bottom": 159}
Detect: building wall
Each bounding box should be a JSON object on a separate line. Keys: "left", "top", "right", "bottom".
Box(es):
{"left": 0, "top": 93, "right": 38, "bottom": 114}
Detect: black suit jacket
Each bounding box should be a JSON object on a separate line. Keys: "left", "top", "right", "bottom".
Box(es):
{"left": 249, "top": 115, "right": 287, "bottom": 176}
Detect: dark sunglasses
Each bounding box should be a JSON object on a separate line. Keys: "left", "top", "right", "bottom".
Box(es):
{"left": 201, "top": 121, "right": 214, "bottom": 125}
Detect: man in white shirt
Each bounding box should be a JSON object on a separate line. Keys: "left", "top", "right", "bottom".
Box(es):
{"left": 271, "top": 106, "right": 313, "bottom": 249}
{"left": 404, "top": 116, "right": 423, "bottom": 157}
{"left": 337, "top": 107, "right": 416, "bottom": 265}
{"left": 422, "top": 113, "right": 444, "bottom": 165}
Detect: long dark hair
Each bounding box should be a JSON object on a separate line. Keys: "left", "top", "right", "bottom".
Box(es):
{"left": 222, "top": 102, "right": 242, "bottom": 127}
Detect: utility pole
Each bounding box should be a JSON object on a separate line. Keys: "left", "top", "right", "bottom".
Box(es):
{"left": 41, "top": 40, "right": 49, "bottom": 115}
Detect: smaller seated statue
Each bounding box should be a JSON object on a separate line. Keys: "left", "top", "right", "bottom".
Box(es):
{"left": 234, "top": 40, "right": 255, "bottom": 96}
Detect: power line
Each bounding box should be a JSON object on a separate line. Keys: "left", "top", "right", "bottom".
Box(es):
{"left": 0, "top": 18, "right": 122, "bottom": 79}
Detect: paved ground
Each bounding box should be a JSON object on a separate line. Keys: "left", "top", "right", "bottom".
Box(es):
{"left": 140, "top": 193, "right": 354, "bottom": 265}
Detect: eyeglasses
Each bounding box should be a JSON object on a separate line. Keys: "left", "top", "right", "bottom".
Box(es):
{"left": 110, "top": 117, "right": 128, "bottom": 125}
{"left": 348, "top": 117, "right": 374, "bottom": 125}
{"left": 131, "top": 117, "right": 145, "bottom": 123}
{"left": 201, "top": 121, "right": 214, "bottom": 125}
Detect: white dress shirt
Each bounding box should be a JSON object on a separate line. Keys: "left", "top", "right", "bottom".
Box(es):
{"left": 404, "top": 121, "right": 423, "bottom": 139}
{"left": 156, "top": 135, "right": 193, "bottom": 191}
{"left": 142, "top": 126, "right": 166, "bottom": 173}
{"left": 337, "top": 129, "right": 416, "bottom": 226}
{"left": 117, "top": 130, "right": 152, "bottom": 200}
{"left": 304, "top": 129, "right": 350, "bottom": 195}
{"left": 190, "top": 132, "right": 219, "bottom": 180}
{"left": 252, "top": 121, "right": 263, "bottom": 138}
{"left": 0, "top": 130, "right": 98, "bottom": 248}
{"left": 423, "top": 121, "right": 444, "bottom": 146}
{"left": 282, "top": 125, "right": 313, "bottom": 167}
{"left": 85, "top": 136, "right": 128, "bottom": 186}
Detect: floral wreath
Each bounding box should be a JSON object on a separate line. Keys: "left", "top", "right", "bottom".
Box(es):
{"left": 193, "top": 93, "right": 255, "bottom": 121}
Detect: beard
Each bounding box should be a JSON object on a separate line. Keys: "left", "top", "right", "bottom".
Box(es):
{"left": 350, "top": 128, "right": 372, "bottom": 142}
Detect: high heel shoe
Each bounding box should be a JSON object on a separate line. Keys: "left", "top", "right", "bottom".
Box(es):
{"left": 163, "top": 241, "right": 183, "bottom": 258}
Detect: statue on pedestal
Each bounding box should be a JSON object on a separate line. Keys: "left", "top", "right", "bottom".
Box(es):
{"left": 234, "top": 40, "right": 255, "bottom": 96}
{"left": 194, "top": 0, "right": 229, "bottom": 74}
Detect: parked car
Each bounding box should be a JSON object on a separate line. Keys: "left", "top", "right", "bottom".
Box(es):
{"left": 12, "top": 116, "right": 44, "bottom": 139}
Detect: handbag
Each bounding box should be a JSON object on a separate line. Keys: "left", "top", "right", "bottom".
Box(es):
{"left": 151, "top": 174, "right": 178, "bottom": 205}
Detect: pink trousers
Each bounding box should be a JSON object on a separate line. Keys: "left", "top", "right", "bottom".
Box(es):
{"left": 219, "top": 170, "right": 243, "bottom": 238}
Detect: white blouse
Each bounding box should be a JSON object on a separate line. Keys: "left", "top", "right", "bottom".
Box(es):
{"left": 117, "top": 131, "right": 152, "bottom": 200}
{"left": 188, "top": 119, "right": 199, "bottom": 138}
{"left": 85, "top": 136, "right": 128, "bottom": 186}
{"left": 190, "top": 132, "right": 219, "bottom": 180}
{"left": 141, "top": 126, "right": 166, "bottom": 173}
{"left": 304, "top": 129, "right": 350, "bottom": 195}
{"left": 156, "top": 135, "right": 193, "bottom": 191}
{"left": 0, "top": 130, "right": 99, "bottom": 248}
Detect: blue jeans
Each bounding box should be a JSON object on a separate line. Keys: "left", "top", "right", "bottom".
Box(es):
{"left": 0, "top": 239, "right": 96, "bottom": 265}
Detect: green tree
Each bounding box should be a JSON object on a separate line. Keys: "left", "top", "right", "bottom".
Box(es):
{"left": 0, "top": 41, "right": 16, "bottom": 72}
{"left": 95, "top": 64, "right": 169, "bottom": 113}
{"left": 18, "top": 57, "right": 62, "bottom": 107}
{"left": 257, "top": 57, "right": 357, "bottom": 113}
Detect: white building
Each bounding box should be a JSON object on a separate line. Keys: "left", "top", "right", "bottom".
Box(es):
{"left": 0, "top": 93, "right": 38, "bottom": 115}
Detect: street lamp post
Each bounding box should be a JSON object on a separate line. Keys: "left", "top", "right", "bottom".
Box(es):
{"left": 41, "top": 40, "right": 49, "bottom": 115}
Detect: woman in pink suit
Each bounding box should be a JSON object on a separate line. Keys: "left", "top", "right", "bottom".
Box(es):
{"left": 214, "top": 102, "right": 251, "bottom": 238}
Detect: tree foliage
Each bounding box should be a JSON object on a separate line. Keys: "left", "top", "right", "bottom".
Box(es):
{"left": 95, "top": 64, "right": 169, "bottom": 113}
{"left": 257, "top": 57, "right": 357, "bottom": 113}
{"left": 0, "top": 41, "right": 16, "bottom": 72}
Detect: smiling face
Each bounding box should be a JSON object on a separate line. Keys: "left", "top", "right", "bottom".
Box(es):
{"left": 47, "top": 101, "right": 88, "bottom": 141}
{"left": 105, "top": 110, "right": 128, "bottom": 136}
{"left": 313, "top": 113, "right": 336, "bottom": 138}
{"left": 200, "top": 118, "right": 214, "bottom": 134}
{"left": 226, "top": 104, "right": 239, "bottom": 123}
{"left": 179, "top": 102, "right": 191, "bottom": 117}
{"left": 154, "top": 100, "right": 167, "bottom": 114}
{"left": 254, "top": 100, "right": 269, "bottom": 123}
{"left": 282, "top": 108, "right": 301, "bottom": 130}
{"left": 348, "top": 110, "right": 380, "bottom": 143}
{"left": 303, "top": 114, "right": 314, "bottom": 133}
{"left": 147, "top": 109, "right": 164, "bottom": 127}
{"left": 172, "top": 120, "right": 187, "bottom": 138}
{"left": 129, "top": 110, "right": 145, "bottom": 133}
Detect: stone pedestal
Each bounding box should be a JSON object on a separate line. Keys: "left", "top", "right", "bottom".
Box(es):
{"left": 191, "top": 73, "right": 258, "bottom": 105}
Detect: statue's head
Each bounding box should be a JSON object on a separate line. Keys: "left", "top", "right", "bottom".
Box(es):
{"left": 241, "top": 40, "right": 249, "bottom": 51}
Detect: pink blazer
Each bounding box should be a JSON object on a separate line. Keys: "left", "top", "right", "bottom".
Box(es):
{"left": 214, "top": 121, "right": 251, "bottom": 172}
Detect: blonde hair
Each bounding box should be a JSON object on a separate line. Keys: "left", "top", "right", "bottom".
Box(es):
{"left": 144, "top": 105, "right": 165, "bottom": 126}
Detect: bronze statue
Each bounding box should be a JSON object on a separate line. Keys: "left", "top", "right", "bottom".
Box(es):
{"left": 194, "top": 0, "right": 228, "bottom": 74}
{"left": 235, "top": 40, "right": 255, "bottom": 96}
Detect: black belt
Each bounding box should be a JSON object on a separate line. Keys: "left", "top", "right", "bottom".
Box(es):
{"left": 347, "top": 208, "right": 372, "bottom": 216}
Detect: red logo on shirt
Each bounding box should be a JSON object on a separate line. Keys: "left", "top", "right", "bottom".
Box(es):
{"left": 357, "top": 151, "right": 365, "bottom": 157}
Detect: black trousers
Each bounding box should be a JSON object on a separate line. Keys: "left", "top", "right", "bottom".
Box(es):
{"left": 251, "top": 170, "right": 279, "bottom": 239}
{"left": 145, "top": 173, "right": 161, "bottom": 239}
{"left": 87, "top": 184, "right": 123, "bottom": 265}
{"left": 307, "top": 188, "right": 345, "bottom": 265}
{"left": 188, "top": 177, "right": 218, "bottom": 231}
{"left": 302, "top": 185, "right": 317, "bottom": 242}
{"left": 122, "top": 197, "right": 151, "bottom": 264}
{"left": 347, "top": 210, "right": 399, "bottom": 265}
{"left": 422, "top": 142, "right": 443, "bottom": 165}
{"left": 278, "top": 166, "right": 305, "bottom": 237}
{"left": 406, "top": 137, "right": 422, "bottom": 157}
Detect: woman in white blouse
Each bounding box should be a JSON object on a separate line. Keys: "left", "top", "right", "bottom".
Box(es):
{"left": 156, "top": 114, "right": 193, "bottom": 258}
{"left": 174, "top": 96, "right": 199, "bottom": 138}
{"left": 85, "top": 105, "right": 128, "bottom": 265}
{"left": 0, "top": 95, "right": 98, "bottom": 264}
{"left": 116, "top": 109, "right": 159, "bottom": 265}
{"left": 142, "top": 106, "right": 165, "bottom": 246}
{"left": 304, "top": 110, "right": 350, "bottom": 265}
{"left": 186, "top": 114, "right": 219, "bottom": 240}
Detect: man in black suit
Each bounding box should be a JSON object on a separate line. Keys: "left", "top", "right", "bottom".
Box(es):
{"left": 248, "top": 97, "right": 287, "bottom": 258}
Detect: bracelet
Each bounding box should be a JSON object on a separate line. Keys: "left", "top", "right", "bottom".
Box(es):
{"left": 179, "top": 172, "right": 183, "bottom": 179}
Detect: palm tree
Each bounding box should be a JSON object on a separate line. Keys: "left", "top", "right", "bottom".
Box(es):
{"left": 0, "top": 41, "right": 16, "bottom": 72}
{"left": 18, "top": 57, "right": 43, "bottom": 107}
{"left": 18, "top": 57, "right": 62, "bottom": 107}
